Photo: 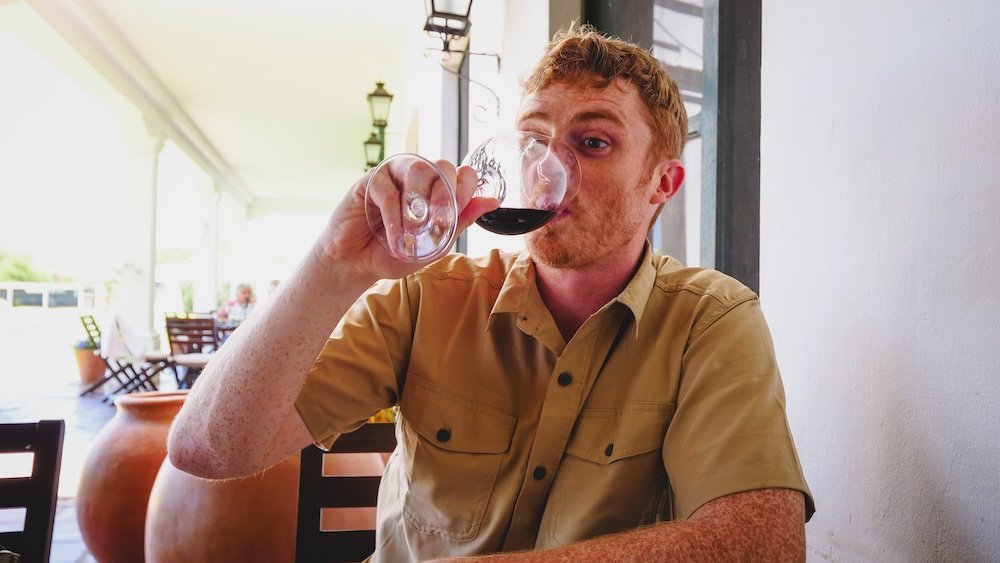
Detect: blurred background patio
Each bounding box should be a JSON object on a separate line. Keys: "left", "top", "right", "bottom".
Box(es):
{"left": 2, "top": 1, "right": 999, "bottom": 562}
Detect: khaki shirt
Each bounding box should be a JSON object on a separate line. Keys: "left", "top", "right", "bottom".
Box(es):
{"left": 295, "top": 246, "right": 814, "bottom": 562}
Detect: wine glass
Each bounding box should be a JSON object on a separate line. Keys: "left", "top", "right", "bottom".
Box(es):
{"left": 364, "top": 131, "right": 580, "bottom": 261}
{"left": 464, "top": 131, "right": 580, "bottom": 235}
{"left": 364, "top": 155, "right": 459, "bottom": 262}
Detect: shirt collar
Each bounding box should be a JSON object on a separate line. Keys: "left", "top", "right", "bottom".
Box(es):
{"left": 488, "top": 244, "right": 660, "bottom": 338}
{"left": 488, "top": 249, "right": 535, "bottom": 322}
{"left": 613, "top": 243, "right": 659, "bottom": 337}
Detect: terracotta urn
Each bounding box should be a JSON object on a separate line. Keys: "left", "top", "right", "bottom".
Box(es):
{"left": 73, "top": 347, "right": 105, "bottom": 384}
{"left": 145, "top": 448, "right": 385, "bottom": 561}
{"left": 76, "top": 390, "right": 188, "bottom": 563}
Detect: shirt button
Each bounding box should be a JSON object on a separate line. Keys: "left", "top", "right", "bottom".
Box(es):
{"left": 436, "top": 428, "right": 452, "bottom": 442}
{"left": 605, "top": 443, "right": 614, "bottom": 457}
{"left": 557, "top": 372, "right": 573, "bottom": 386}
{"left": 533, "top": 465, "right": 547, "bottom": 480}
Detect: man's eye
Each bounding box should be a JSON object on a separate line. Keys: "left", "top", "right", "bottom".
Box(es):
{"left": 583, "top": 138, "right": 609, "bottom": 149}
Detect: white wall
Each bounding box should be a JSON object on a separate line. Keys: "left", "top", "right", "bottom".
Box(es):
{"left": 761, "top": 2, "right": 1000, "bottom": 561}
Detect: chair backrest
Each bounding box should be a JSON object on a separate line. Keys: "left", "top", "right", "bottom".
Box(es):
{"left": 295, "top": 423, "right": 397, "bottom": 563}
{"left": 0, "top": 420, "right": 65, "bottom": 563}
{"left": 80, "top": 315, "right": 101, "bottom": 349}
{"left": 165, "top": 316, "right": 218, "bottom": 355}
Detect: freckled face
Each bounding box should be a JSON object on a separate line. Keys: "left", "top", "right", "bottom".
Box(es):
{"left": 517, "top": 78, "right": 661, "bottom": 269}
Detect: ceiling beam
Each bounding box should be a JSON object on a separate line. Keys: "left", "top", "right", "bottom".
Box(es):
{"left": 26, "top": 0, "right": 254, "bottom": 206}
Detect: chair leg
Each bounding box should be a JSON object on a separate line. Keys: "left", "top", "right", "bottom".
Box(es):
{"left": 80, "top": 366, "right": 128, "bottom": 398}
{"left": 163, "top": 362, "right": 181, "bottom": 388}
{"left": 113, "top": 363, "right": 165, "bottom": 396}
{"left": 102, "top": 364, "right": 147, "bottom": 401}
{"left": 79, "top": 373, "right": 111, "bottom": 396}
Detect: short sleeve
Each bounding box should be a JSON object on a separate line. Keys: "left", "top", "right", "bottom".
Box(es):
{"left": 662, "top": 298, "right": 815, "bottom": 520}
{"left": 294, "top": 278, "right": 414, "bottom": 449}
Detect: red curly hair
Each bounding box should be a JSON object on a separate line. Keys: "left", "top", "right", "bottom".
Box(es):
{"left": 522, "top": 24, "right": 688, "bottom": 162}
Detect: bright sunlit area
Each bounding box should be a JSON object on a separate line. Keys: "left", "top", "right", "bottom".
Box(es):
{"left": 0, "top": 14, "right": 334, "bottom": 559}
{"left": 0, "top": 20, "right": 327, "bottom": 337}
{"left": 0, "top": 17, "right": 326, "bottom": 535}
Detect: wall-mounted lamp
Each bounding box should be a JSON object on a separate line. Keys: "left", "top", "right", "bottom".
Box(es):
{"left": 363, "top": 81, "right": 394, "bottom": 169}
{"left": 423, "top": 0, "right": 473, "bottom": 53}
{"left": 363, "top": 131, "right": 383, "bottom": 170}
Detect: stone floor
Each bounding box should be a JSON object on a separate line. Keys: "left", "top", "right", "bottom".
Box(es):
{"left": 0, "top": 308, "right": 179, "bottom": 562}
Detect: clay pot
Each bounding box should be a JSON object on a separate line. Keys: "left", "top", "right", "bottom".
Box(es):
{"left": 76, "top": 390, "right": 188, "bottom": 563}
{"left": 73, "top": 347, "right": 105, "bottom": 383}
{"left": 145, "top": 448, "right": 385, "bottom": 561}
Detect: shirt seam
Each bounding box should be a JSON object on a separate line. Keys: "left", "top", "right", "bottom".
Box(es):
{"left": 418, "top": 268, "right": 505, "bottom": 290}
{"left": 659, "top": 285, "right": 757, "bottom": 341}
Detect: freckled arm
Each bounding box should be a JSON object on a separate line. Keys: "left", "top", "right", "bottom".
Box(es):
{"left": 167, "top": 242, "right": 378, "bottom": 479}
{"left": 431, "top": 489, "right": 807, "bottom": 563}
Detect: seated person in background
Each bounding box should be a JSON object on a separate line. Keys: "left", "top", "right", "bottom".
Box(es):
{"left": 170, "top": 25, "right": 814, "bottom": 562}
{"left": 215, "top": 283, "right": 255, "bottom": 325}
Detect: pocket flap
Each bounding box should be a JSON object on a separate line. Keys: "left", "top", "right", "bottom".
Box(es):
{"left": 565, "top": 403, "right": 675, "bottom": 464}
{"left": 401, "top": 374, "right": 516, "bottom": 454}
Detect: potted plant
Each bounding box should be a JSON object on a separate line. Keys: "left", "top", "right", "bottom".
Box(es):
{"left": 73, "top": 339, "right": 105, "bottom": 384}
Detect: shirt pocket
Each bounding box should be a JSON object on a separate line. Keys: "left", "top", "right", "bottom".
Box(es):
{"left": 399, "top": 374, "right": 516, "bottom": 542}
{"left": 542, "top": 402, "right": 676, "bottom": 546}
{"left": 565, "top": 402, "right": 675, "bottom": 464}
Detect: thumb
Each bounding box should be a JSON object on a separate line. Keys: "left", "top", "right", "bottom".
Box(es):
{"left": 456, "top": 197, "right": 500, "bottom": 233}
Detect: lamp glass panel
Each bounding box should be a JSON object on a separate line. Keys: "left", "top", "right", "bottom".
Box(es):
{"left": 364, "top": 137, "right": 382, "bottom": 166}
{"left": 370, "top": 98, "right": 391, "bottom": 125}
{"left": 431, "top": 0, "right": 472, "bottom": 17}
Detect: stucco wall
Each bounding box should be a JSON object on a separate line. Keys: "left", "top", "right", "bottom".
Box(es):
{"left": 760, "top": 2, "right": 1000, "bottom": 561}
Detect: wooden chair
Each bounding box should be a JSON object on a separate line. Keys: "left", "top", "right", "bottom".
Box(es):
{"left": 164, "top": 315, "right": 218, "bottom": 355}
{"left": 295, "top": 423, "right": 397, "bottom": 563}
{"left": 0, "top": 420, "right": 65, "bottom": 563}
{"left": 164, "top": 315, "right": 218, "bottom": 388}
{"left": 78, "top": 315, "right": 165, "bottom": 400}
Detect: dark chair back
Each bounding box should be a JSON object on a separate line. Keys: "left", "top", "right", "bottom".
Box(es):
{"left": 165, "top": 316, "right": 218, "bottom": 355}
{"left": 295, "top": 423, "right": 396, "bottom": 563}
{"left": 0, "top": 420, "right": 65, "bottom": 563}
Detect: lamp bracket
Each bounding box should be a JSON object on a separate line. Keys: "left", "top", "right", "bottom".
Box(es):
{"left": 424, "top": 47, "right": 501, "bottom": 72}
{"left": 428, "top": 57, "right": 501, "bottom": 123}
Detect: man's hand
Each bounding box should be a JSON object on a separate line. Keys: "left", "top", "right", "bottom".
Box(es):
{"left": 315, "top": 157, "right": 498, "bottom": 283}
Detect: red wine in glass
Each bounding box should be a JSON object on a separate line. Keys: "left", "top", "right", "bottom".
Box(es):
{"left": 476, "top": 208, "right": 557, "bottom": 235}
{"left": 464, "top": 131, "right": 579, "bottom": 237}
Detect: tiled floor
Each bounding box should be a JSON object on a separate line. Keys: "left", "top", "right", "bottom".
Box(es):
{"left": 0, "top": 309, "right": 178, "bottom": 562}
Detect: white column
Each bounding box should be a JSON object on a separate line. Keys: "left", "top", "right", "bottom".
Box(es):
{"left": 116, "top": 114, "right": 164, "bottom": 347}
{"left": 192, "top": 185, "right": 220, "bottom": 313}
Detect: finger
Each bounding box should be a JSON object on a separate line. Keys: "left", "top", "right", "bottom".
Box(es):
{"left": 453, "top": 164, "right": 499, "bottom": 232}
{"left": 367, "top": 164, "right": 404, "bottom": 252}
{"left": 403, "top": 158, "right": 447, "bottom": 229}
{"left": 426, "top": 165, "right": 458, "bottom": 248}
{"left": 393, "top": 157, "right": 450, "bottom": 258}
{"left": 454, "top": 165, "right": 480, "bottom": 211}
{"left": 426, "top": 160, "right": 456, "bottom": 225}
{"left": 432, "top": 159, "right": 458, "bottom": 193}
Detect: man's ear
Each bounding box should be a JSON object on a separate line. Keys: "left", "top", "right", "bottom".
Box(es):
{"left": 649, "top": 159, "right": 685, "bottom": 204}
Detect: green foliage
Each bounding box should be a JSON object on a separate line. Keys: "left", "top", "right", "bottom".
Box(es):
{"left": 75, "top": 338, "right": 98, "bottom": 350}
{"left": 180, "top": 280, "right": 194, "bottom": 313}
{"left": 217, "top": 282, "right": 231, "bottom": 307}
{"left": 0, "top": 247, "right": 54, "bottom": 282}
